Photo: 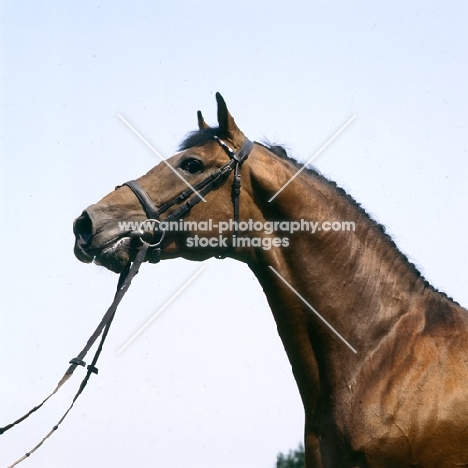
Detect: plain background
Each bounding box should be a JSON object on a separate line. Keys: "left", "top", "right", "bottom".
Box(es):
{"left": 1, "top": 1, "right": 467, "bottom": 467}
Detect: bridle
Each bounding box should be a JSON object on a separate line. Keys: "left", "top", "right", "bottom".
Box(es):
{"left": 1, "top": 135, "right": 253, "bottom": 467}
{"left": 1, "top": 135, "right": 254, "bottom": 467}
{"left": 121, "top": 135, "right": 254, "bottom": 260}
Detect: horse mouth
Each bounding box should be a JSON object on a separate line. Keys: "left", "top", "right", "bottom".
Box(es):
{"left": 74, "top": 236, "right": 137, "bottom": 273}
{"left": 73, "top": 210, "right": 145, "bottom": 273}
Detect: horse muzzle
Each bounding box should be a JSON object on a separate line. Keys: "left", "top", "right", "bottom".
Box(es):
{"left": 73, "top": 208, "right": 165, "bottom": 272}
{"left": 73, "top": 209, "right": 137, "bottom": 272}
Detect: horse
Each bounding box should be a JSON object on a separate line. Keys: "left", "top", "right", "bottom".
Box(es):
{"left": 73, "top": 93, "right": 468, "bottom": 467}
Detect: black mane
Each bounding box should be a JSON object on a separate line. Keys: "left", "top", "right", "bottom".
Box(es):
{"left": 262, "top": 141, "right": 458, "bottom": 305}
{"left": 178, "top": 128, "right": 456, "bottom": 304}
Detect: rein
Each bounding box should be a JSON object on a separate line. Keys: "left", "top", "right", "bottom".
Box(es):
{"left": 121, "top": 136, "right": 254, "bottom": 257}
{"left": 1, "top": 242, "right": 150, "bottom": 467}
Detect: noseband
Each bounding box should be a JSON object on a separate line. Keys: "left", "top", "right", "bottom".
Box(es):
{"left": 120, "top": 136, "right": 254, "bottom": 261}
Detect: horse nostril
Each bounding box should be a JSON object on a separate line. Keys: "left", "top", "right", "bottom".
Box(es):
{"left": 73, "top": 211, "right": 93, "bottom": 245}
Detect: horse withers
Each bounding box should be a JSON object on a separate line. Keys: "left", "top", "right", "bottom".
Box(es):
{"left": 73, "top": 93, "right": 468, "bottom": 467}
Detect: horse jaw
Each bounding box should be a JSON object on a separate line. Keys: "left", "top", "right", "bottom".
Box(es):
{"left": 92, "top": 237, "right": 133, "bottom": 272}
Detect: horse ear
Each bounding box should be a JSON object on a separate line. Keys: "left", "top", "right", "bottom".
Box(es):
{"left": 216, "top": 92, "right": 245, "bottom": 145}
{"left": 197, "top": 110, "right": 210, "bottom": 130}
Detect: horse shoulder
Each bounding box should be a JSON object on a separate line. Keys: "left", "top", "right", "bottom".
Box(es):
{"left": 339, "top": 295, "right": 468, "bottom": 466}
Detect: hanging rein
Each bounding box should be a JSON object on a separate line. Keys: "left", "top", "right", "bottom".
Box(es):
{"left": 0, "top": 136, "right": 253, "bottom": 467}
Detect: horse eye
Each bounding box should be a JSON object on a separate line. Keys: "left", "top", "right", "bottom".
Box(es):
{"left": 180, "top": 158, "right": 204, "bottom": 174}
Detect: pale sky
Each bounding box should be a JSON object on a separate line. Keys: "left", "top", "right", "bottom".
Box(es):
{"left": 1, "top": 1, "right": 467, "bottom": 467}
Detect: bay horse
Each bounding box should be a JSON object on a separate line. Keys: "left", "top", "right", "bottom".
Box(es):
{"left": 73, "top": 93, "right": 468, "bottom": 467}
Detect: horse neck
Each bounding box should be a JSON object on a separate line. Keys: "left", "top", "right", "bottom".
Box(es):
{"left": 244, "top": 151, "right": 428, "bottom": 386}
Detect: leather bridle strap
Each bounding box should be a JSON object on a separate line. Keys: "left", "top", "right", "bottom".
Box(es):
{"left": 122, "top": 136, "right": 254, "bottom": 254}
{"left": 121, "top": 153, "right": 232, "bottom": 222}
{"left": 123, "top": 180, "right": 160, "bottom": 220}
{"left": 213, "top": 136, "right": 253, "bottom": 232}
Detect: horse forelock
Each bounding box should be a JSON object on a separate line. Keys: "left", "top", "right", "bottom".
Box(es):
{"left": 178, "top": 127, "right": 223, "bottom": 150}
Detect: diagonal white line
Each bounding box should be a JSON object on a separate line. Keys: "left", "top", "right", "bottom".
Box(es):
{"left": 268, "top": 115, "right": 356, "bottom": 202}
{"left": 268, "top": 266, "right": 357, "bottom": 353}
{"left": 118, "top": 114, "right": 207, "bottom": 202}
{"left": 117, "top": 266, "right": 206, "bottom": 354}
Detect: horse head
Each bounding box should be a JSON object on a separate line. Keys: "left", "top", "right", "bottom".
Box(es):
{"left": 73, "top": 93, "right": 276, "bottom": 272}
